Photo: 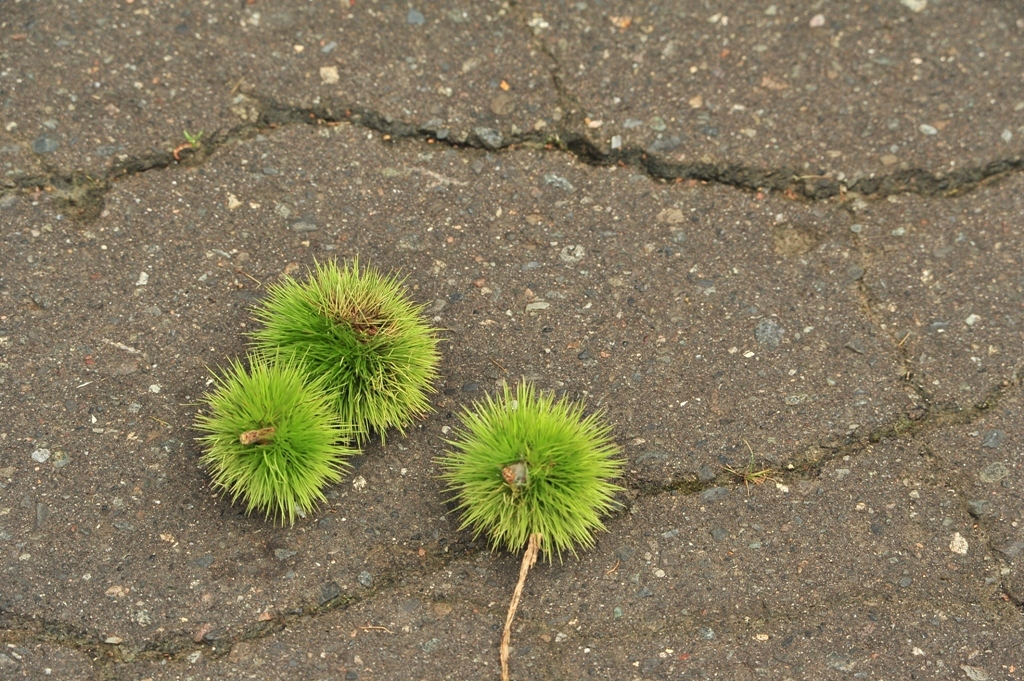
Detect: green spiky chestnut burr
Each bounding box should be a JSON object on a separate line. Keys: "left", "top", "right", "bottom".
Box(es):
{"left": 438, "top": 380, "right": 623, "bottom": 680}
{"left": 250, "top": 259, "right": 440, "bottom": 444}
{"left": 194, "top": 353, "right": 355, "bottom": 526}
{"left": 439, "top": 380, "right": 624, "bottom": 560}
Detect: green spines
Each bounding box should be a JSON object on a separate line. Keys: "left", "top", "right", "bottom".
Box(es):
{"left": 194, "top": 258, "right": 439, "bottom": 525}
{"left": 250, "top": 259, "right": 440, "bottom": 443}
{"left": 194, "top": 354, "right": 356, "bottom": 526}
{"left": 439, "top": 380, "right": 624, "bottom": 561}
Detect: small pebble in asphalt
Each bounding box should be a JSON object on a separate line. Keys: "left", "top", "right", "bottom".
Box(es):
{"left": 754, "top": 319, "right": 784, "bottom": 349}
{"left": 358, "top": 571, "right": 373, "bottom": 587}
{"left": 981, "top": 429, "right": 1005, "bottom": 449}
{"left": 700, "top": 487, "right": 728, "bottom": 502}
{"left": 473, "top": 127, "right": 503, "bottom": 150}
{"left": 320, "top": 582, "right": 341, "bottom": 605}
{"left": 36, "top": 502, "right": 49, "bottom": 528}
{"left": 844, "top": 338, "right": 867, "bottom": 355}
{"left": 32, "top": 136, "right": 59, "bottom": 154}
{"left": 647, "top": 136, "right": 683, "bottom": 154}
{"left": 193, "top": 554, "right": 215, "bottom": 568}
{"left": 543, "top": 174, "right": 574, "bottom": 192}
{"left": 966, "top": 500, "right": 990, "bottom": 518}
{"left": 559, "top": 245, "right": 585, "bottom": 263}
{"left": 979, "top": 462, "right": 1008, "bottom": 483}
{"left": 407, "top": 9, "right": 425, "bottom": 25}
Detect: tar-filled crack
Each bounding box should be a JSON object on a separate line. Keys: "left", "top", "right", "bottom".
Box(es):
{"left": 0, "top": 538, "right": 485, "bottom": 673}
{"left": 631, "top": 373, "right": 1017, "bottom": 500}
{"left": 3, "top": 86, "right": 1023, "bottom": 224}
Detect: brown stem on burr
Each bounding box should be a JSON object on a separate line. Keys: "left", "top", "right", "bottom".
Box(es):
{"left": 239, "top": 426, "right": 276, "bottom": 445}
{"left": 500, "top": 532, "right": 542, "bottom": 681}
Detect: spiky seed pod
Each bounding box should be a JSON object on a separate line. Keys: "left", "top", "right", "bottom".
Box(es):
{"left": 194, "top": 353, "right": 355, "bottom": 526}
{"left": 439, "top": 380, "right": 623, "bottom": 561}
{"left": 250, "top": 259, "right": 440, "bottom": 444}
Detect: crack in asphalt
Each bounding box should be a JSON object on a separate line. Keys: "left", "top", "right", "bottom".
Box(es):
{"left": 840, "top": 235, "right": 1024, "bottom": 589}
{"left": 847, "top": 257, "right": 934, "bottom": 407}
{"left": 630, "top": 380, "right": 1010, "bottom": 501}
{"left": 0, "top": 539, "right": 485, "bottom": 675}
{"left": 3, "top": 90, "right": 1024, "bottom": 225}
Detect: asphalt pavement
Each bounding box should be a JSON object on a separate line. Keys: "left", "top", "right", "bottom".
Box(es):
{"left": 1, "top": 1, "right": 1022, "bottom": 679}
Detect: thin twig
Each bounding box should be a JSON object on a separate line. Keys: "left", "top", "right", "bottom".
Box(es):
{"left": 238, "top": 268, "right": 264, "bottom": 288}
{"left": 359, "top": 624, "right": 393, "bottom": 634}
{"left": 102, "top": 338, "right": 140, "bottom": 354}
{"left": 501, "top": 533, "right": 542, "bottom": 681}
{"left": 489, "top": 357, "right": 509, "bottom": 374}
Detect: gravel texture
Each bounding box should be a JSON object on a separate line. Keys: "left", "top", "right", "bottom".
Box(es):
{"left": 106, "top": 444, "right": 1022, "bottom": 680}
{"left": 1, "top": 2, "right": 1022, "bottom": 679}
{"left": 522, "top": 0, "right": 1024, "bottom": 186}
{"left": 855, "top": 174, "right": 1024, "bottom": 408}
{"left": 1, "top": 0, "right": 558, "bottom": 180}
